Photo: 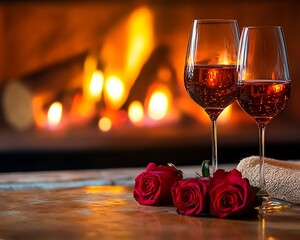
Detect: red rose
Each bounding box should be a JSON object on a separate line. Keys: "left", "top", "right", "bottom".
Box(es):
{"left": 133, "top": 163, "right": 183, "bottom": 205}
{"left": 209, "top": 169, "right": 256, "bottom": 218}
{"left": 171, "top": 177, "right": 212, "bottom": 216}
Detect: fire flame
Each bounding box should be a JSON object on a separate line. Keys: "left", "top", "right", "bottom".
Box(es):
{"left": 69, "top": 68, "right": 102, "bottom": 126}
{"left": 31, "top": 6, "right": 242, "bottom": 131}
{"left": 83, "top": 53, "right": 98, "bottom": 101}
{"left": 218, "top": 52, "right": 230, "bottom": 65}
{"left": 148, "top": 92, "right": 169, "bottom": 120}
{"left": 128, "top": 101, "right": 144, "bottom": 124}
{"left": 104, "top": 76, "right": 125, "bottom": 110}
{"left": 147, "top": 86, "right": 171, "bottom": 121}
{"left": 125, "top": 7, "right": 154, "bottom": 87}
{"left": 100, "top": 6, "right": 154, "bottom": 108}
{"left": 89, "top": 70, "right": 104, "bottom": 100}
{"left": 47, "top": 101, "right": 63, "bottom": 128}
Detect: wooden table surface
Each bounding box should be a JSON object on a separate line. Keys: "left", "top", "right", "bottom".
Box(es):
{"left": 0, "top": 185, "right": 299, "bottom": 240}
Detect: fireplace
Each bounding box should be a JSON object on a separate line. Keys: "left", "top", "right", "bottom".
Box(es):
{"left": 0, "top": 0, "right": 299, "bottom": 172}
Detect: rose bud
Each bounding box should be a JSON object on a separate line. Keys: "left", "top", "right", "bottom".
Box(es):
{"left": 133, "top": 163, "right": 183, "bottom": 206}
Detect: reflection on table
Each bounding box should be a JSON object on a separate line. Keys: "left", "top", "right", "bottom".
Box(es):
{"left": 0, "top": 185, "right": 298, "bottom": 240}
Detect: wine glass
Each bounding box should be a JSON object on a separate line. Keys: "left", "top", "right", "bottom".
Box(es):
{"left": 237, "top": 26, "right": 291, "bottom": 210}
{"left": 184, "top": 19, "right": 239, "bottom": 173}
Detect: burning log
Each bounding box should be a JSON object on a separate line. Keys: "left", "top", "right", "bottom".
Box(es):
{"left": 1, "top": 80, "right": 33, "bottom": 131}
{"left": 120, "top": 45, "right": 183, "bottom": 125}
{"left": 122, "top": 45, "right": 180, "bottom": 110}
{"left": 1, "top": 53, "right": 87, "bottom": 131}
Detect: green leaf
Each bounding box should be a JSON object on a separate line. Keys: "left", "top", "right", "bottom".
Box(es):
{"left": 201, "top": 160, "right": 210, "bottom": 177}
{"left": 251, "top": 186, "right": 261, "bottom": 195}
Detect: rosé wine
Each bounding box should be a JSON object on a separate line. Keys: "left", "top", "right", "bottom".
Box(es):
{"left": 184, "top": 64, "right": 237, "bottom": 120}
{"left": 237, "top": 80, "right": 291, "bottom": 126}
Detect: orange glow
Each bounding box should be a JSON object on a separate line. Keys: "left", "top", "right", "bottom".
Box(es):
{"left": 70, "top": 92, "right": 95, "bottom": 126}
{"left": 32, "top": 96, "right": 48, "bottom": 128}
{"left": 98, "top": 117, "right": 112, "bottom": 132}
{"left": 128, "top": 101, "right": 144, "bottom": 124}
{"left": 147, "top": 86, "right": 171, "bottom": 121}
{"left": 158, "top": 67, "right": 172, "bottom": 82}
{"left": 207, "top": 69, "right": 218, "bottom": 87}
{"left": 219, "top": 105, "right": 232, "bottom": 123}
{"left": 84, "top": 53, "right": 98, "bottom": 74}
{"left": 84, "top": 186, "right": 127, "bottom": 209}
{"left": 84, "top": 186, "right": 127, "bottom": 194}
{"left": 47, "top": 102, "right": 63, "bottom": 128}
{"left": 218, "top": 52, "right": 230, "bottom": 64}
{"left": 104, "top": 76, "right": 125, "bottom": 110}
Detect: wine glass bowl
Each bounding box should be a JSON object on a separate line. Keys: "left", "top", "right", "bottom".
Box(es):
{"left": 237, "top": 80, "right": 290, "bottom": 127}
{"left": 184, "top": 65, "right": 238, "bottom": 120}
{"left": 184, "top": 19, "right": 239, "bottom": 172}
{"left": 237, "top": 26, "right": 291, "bottom": 210}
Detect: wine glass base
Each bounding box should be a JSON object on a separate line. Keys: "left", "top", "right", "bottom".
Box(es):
{"left": 256, "top": 196, "right": 291, "bottom": 214}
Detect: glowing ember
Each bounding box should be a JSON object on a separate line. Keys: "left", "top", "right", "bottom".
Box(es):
{"left": 48, "top": 102, "right": 63, "bottom": 127}
{"left": 98, "top": 117, "right": 112, "bottom": 132}
{"left": 128, "top": 101, "right": 144, "bottom": 124}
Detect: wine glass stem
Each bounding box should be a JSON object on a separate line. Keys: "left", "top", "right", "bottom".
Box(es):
{"left": 258, "top": 124, "right": 267, "bottom": 196}
{"left": 211, "top": 119, "right": 218, "bottom": 173}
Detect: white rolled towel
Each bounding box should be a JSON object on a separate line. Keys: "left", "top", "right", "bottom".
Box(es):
{"left": 237, "top": 156, "right": 300, "bottom": 204}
